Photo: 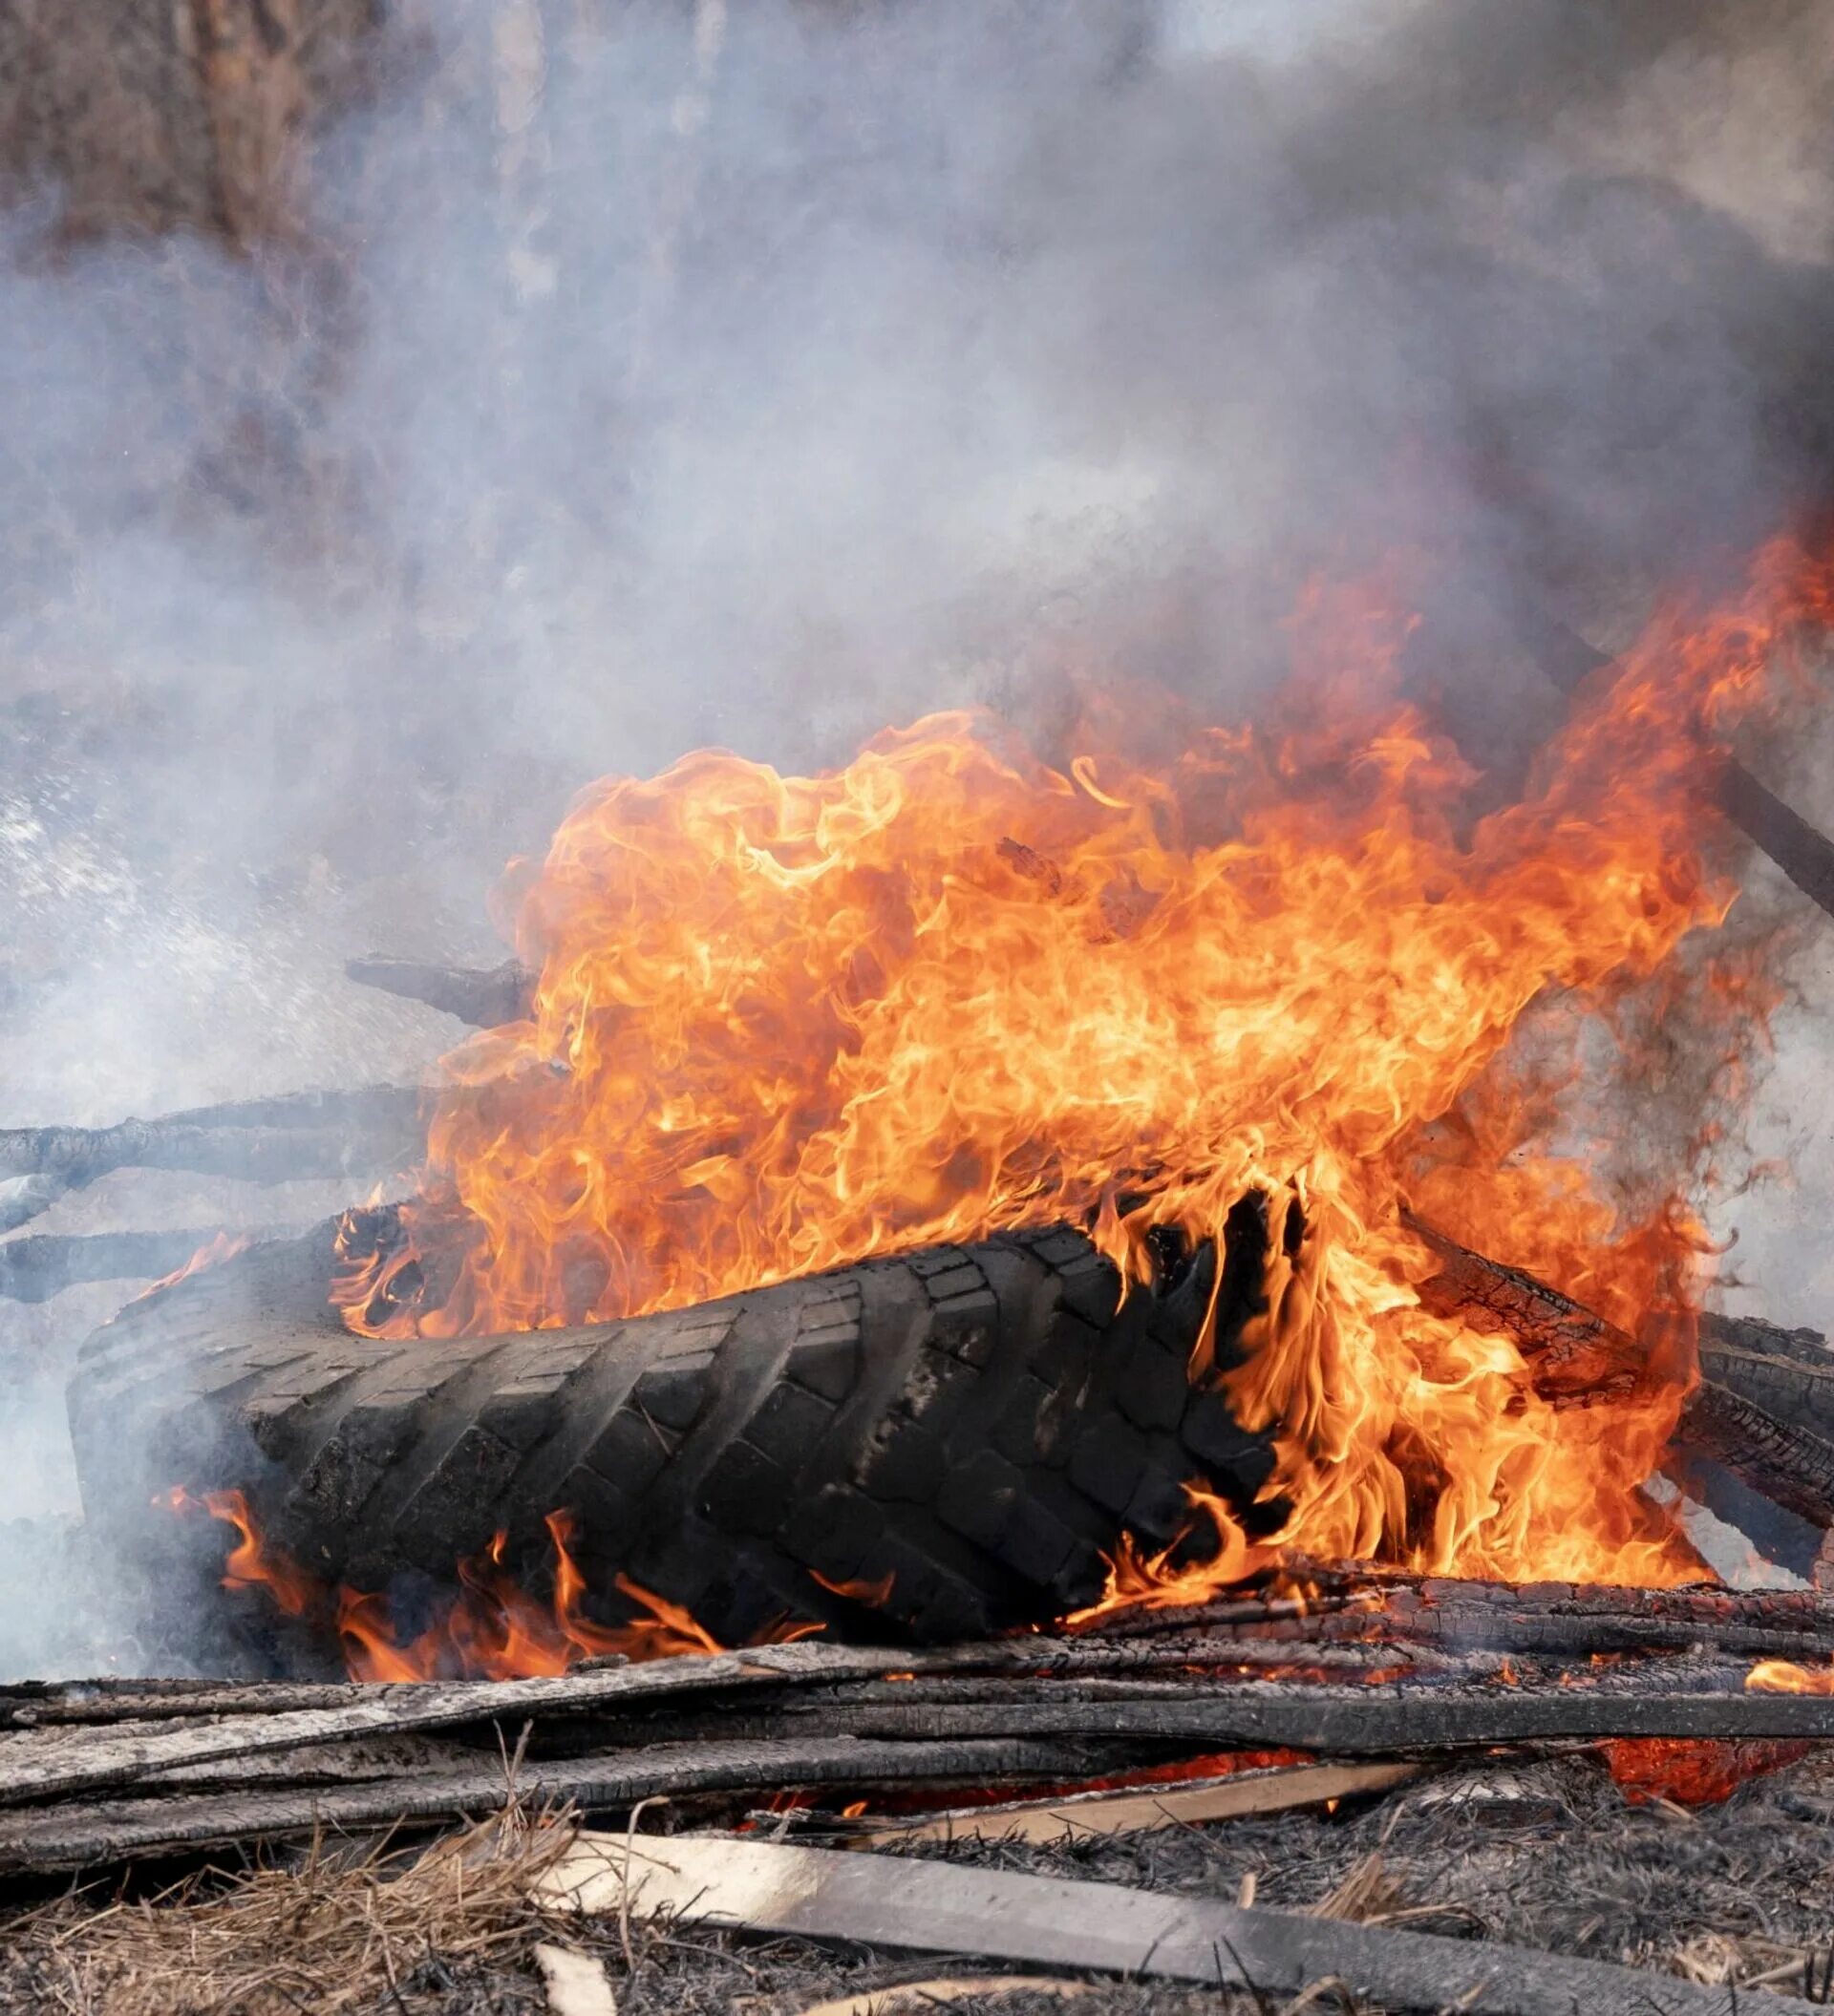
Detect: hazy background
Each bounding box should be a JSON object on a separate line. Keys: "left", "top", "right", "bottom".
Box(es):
{"left": 6, "top": 0, "right": 1834, "bottom": 1630}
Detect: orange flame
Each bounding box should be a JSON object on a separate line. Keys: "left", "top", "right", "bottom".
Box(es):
{"left": 136, "top": 1231, "right": 250, "bottom": 1303}
{"left": 809, "top": 1567, "right": 897, "bottom": 1607}
{"left": 161, "top": 1485, "right": 319, "bottom": 1619}
{"left": 1746, "top": 1659, "right": 1834, "bottom": 1695}
{"left": 164, "top": 1490, "right": 735, "bottom": 1680}
{"left": 333, "top": 535, "right": 1834, "bottom": 1592}
{"left": 1066, "top": 1484, "right": 1268, "bottom": 1626}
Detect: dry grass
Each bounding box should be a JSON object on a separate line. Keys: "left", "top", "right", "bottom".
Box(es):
{"left": 1, "top": 1803, "right": 578, "bottom": 2016}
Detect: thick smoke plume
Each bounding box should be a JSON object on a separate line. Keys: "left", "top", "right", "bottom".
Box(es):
{"left": 3, "top": 0, "right": 1834, "bottom": 1661}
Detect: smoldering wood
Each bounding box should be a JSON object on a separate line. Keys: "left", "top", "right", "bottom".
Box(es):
{"left": 0, "top": 1638, "right": 1410, "bottom": 1735}
{"left": 0, "top": 1226, "right": 294, "bottom": 1303}
{"left": 1286, "top": 1572, "right": 1834, "bottom": 1660}
{"left": 16, "top": 1570, "right": 1834, "bottom": 1743}
{"left": 1513, "top": 596, "right": 1834, "bottom": 926}
{"left": 1415, "top": 1213, "right": 1834, "bottom": 1528}
{"left": 1407, "top": 1209, "right": 1640, "bottom": 1395}
{"left": 346, "top": 956, "right": 535, "bottom": 1028}
{"left": 0, "top": 1735, "right": 1114, "bottom": 1877}
{"left": 540, "top": 1832, "right": 1756, "bottom": 2016}
{"left": 137, "top": 1733, "right": 476, "bottom": 1791}
{"left": 1086, "top": 1571, "right": 1834, "bottom": 1663}
{"left": 1683, "top": 1377, "right": 1834, "bottom": 1534}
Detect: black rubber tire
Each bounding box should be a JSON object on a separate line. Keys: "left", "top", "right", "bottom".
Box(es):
{"left": 68, "top": 1220, "right": 1276, "bottom": 1653}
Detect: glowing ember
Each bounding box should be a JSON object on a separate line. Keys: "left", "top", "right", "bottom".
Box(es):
{"left": 1603, "top": 1735, "right": 1810, "bottom": 1806}
{"left": 332, "top": 536, "right": 1834, "bottom": 1592}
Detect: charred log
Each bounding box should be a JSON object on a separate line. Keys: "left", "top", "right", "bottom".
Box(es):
{"left": 345, "top": 956, "right": 535, "bottom": 1028}
{"left": 0, "top": 1087, "right": 426, "bottom": 1226}
{"left": 1664, "top": 1450, "right": 1827, "bottom": 1581}
{"left": 1414, "top": 1215, "right": 1834, "bottom": 1530}
{"left": 1406, "top": 1210, "right": 1641, "bottom": 1397}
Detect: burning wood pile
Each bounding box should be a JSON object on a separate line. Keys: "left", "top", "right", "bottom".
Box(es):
{"left": 11, "top": 544, "right": 1834, "bottom": 2005}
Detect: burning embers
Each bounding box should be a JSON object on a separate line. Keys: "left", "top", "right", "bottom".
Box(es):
{"left": 327, "top": 534, "right": 1833, "bottom": 1602}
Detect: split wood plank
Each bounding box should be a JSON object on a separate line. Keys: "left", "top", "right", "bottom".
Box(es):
{"left": 849, "top": 1758, "right": 1419, "bottom": 1847}
{"left": 539, "top": 1833, "right": 1787, "bottom": 2016}
{"left": 0, "top": 1633, "right": 1348, "bottom": 1807}
{"left": 532, "top": 1942, "right": 618, "bottom": 2016}
{"left": 0, "top": 1736, "right": 1112, "bottom": 1876}
{"left": 660, "top": 1686, "right": 1834, "bottom": 1752}
{"left": 17, "top": 1658, "right": 1834, "bottom": 1813}
{"left": 0, "top": 1641, "right": 926, "bottom": 1806}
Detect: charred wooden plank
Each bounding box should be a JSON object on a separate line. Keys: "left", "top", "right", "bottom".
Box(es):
{"left": 1406, "top": 1210, "right": 1641, "bottom": 1396}
{"left": 1413, "top": 1215, "right": 1834, "bottom": 1528}
{"left": 1, "top": 1679, "right": 410, "bottom": 1727}
{"left": 1085, "top": 1575, "right": 1834, "bottom": 1662}
{"left": 18, "top": 1654, "right": 1834, "bottom": 1813}
{"left": 0, "top": 1640, "right": 1087, "bottom": 1806}
{"left": 0, "top": 1736, "right": 1107, "bottom": 1876}
{"left": 0, "top": 1086, "right": 426, "bottom": 1211}
{"left": 546, "top": 1683, "right": 1834, "bottom": 1753}
{"left": 1663, "top": 1451, "right": 1827, "bottom": 1581}
{"left": 1683, "top": 1378, "right": 1834, "bottom": 1536}
{"left": 346, "top": 957, "right": 534, "bottom": 1028}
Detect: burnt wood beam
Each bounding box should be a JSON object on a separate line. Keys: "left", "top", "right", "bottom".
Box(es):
{"left": 345, "top": 956, "right": 535, "bottom": 1028}
{"left": 1514, "top": 599, "right": 1834, "bottom": 924}
{"left": 1136, "top": 1578, "right": 1834, "bottom": 1663}
{"left": 0, "top": 1086, "right": 426, "bottom": 1199}
{"left": 1414, "top": 1212, "right": 1834, "bottom": 1530}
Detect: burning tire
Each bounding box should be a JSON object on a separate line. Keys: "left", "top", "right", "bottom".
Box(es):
{"left": 68, "top": 1218, "right": 1277, "bottom": 1655}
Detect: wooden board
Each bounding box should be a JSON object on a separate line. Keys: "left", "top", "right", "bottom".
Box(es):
{"left": 538, "top": 1833, "right": 1784, "bottom": 2016}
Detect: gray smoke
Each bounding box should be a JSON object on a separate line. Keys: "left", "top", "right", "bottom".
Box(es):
{"left": 3, "top": 0, "right": 1834, "bottom": 1660}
